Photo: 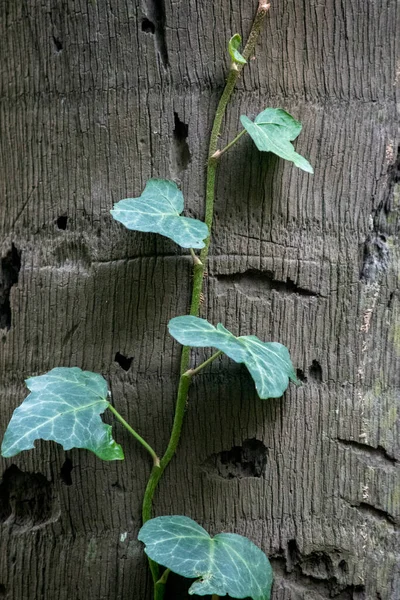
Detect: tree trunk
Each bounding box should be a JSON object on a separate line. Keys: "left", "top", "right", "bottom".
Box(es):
{"left": 0, "top": 1, "right": 398, "bottom": 599}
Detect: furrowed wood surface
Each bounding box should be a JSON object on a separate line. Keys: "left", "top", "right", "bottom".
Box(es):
{"left": 0, "top": 1, "right": 399, "bottom": 599}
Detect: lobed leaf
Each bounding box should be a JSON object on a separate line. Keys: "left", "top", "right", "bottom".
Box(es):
{"left": 110, "top": 179, "right": 209, "bottom": 249}
{"left": 139, "top": 515, "right": 273, "bottom": 600}
{"left": 1, "top": 367, "right": 124, "bottom": 461}
{"left": 168, "top": 316, "right": 297, "bottom": 399}
{"left": 228, "top": 34, "right": 247, "bottom": 64}
{"left": 240, "top": 108, "right": 313, "bottom": 173}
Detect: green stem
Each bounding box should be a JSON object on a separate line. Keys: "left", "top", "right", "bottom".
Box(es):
{"left": 213, "top": 129, "right": 247, "bottom": 159}
{"left": 108, "top": 404, "right": 160, "bottom": 467}
{"left": 141, "top": 0, "right": 270, "bottom": 591}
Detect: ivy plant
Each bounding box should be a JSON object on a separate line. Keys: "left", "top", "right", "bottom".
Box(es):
{"left": 1, "top": 3, "right": 313, "bottom": 599}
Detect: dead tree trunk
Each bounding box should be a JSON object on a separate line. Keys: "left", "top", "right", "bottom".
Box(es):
{"left": 0, "top": 1, "right": 399, "bottom": 599}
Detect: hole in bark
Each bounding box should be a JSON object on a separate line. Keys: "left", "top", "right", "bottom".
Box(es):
{"left": 301, "top": 551, "right": 333, "bottom": 580}
{"left": 0, "top": 584, "right": 6, "bottom": 595}
{"left": 60, "top": 457, "right": 73, "bottom": 486}
{"left": 360, "top": 233, "right": 389, "bottom": 283}
{"left": 387, "top": 291, "right": 396, "bottom": 308}
{"left": 352, "top": 585, "right": 366, "bottom": 599}
{"left": 115, "top": 352, "right": 133, "bottom": 371}
{"left": 56, "top": 215, "right": 68, "bottom": 230}
{"left": 144, "top": 0, "right": 169, "bottom": 67}
{"left": 287, "top": 539, "right": 299, "bottom": 570}
{"left": 296, "top": 368, "right": 307, "bottom": 382}
{"left": 141, "top": 18, "right": 155, "bottom": 33}
{"left": 173, "top": 112, "right": 189, "bottom": 142}
{"left": 309, "top": 360, "right": 322, "bottom": 382}
{"left": 171, "top": 112, "right": 191, "bottom": 175}
{"left": 52, "top": 36, "right": 63, "bottom": 52}
{"left": 338, "top": 559, "right": 348, "bottom": 574}
{"left": 202, "top": 438, "right": 268, "bottom": 479}
{"left": 0, "top": 244, "right": 21, "bottom": 330}
{"left": 0, "top": 465, "right": 58, "bottom": 529}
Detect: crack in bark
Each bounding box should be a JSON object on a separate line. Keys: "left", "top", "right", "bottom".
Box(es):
{"left": 143, "top": 0, "right": 169, "bottom": 68}
{"left": 342, "top": 498, "right": 398, "bottom": 526}
{"left": 213, "top": 269, "right": 323, "bottom": 299}
{"left": 0, "top": 244, "right": 21, "bottom": 331}
{"left": 336, "top": 438, "right": 399, "bottom": 468}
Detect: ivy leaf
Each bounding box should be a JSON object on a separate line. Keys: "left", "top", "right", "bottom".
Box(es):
{"left": 1, "top": 367, "right": 124, "bottom": 461}
{"left": 240, "top": 108, "right": 314, "bottom": 173}
{"left": 228, "top": 34, "right": 247, "bottom": 64}
{"left": 139, "top": 515, "right": 273, "bottom": 600}
{"left": 168, "top": 316, "right": 296, "bottom": 399}
{"left": 111, "top": 179, "right": 209, "bottom": 249}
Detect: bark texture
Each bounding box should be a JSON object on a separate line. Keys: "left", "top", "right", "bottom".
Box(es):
{"left": 0, "top": 1, "right": 399, "bottom": 599}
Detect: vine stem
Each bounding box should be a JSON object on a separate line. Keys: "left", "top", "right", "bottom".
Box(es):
{"left": 141, "top": 2, "right": 270, "bottom": 596}
{"left": 107, "top": 404, "right": 160, "bottom": 467}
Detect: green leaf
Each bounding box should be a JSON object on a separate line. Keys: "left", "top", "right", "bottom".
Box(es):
{"left": 228, "top": 34, "right": 247, "bottom": 64}
{"left": 168, "top": 316, "right": 296, "bottom": 399}
{"left": 111, "top": 179, "right": 209, "bottom": 249}
{"left": 240, "top": 108, "right": 314, "bottom": 173}
{"left": 139, "top": 515, "right": 273, "bottom": 600}
{"left": 1, "top": 367, "right": 124, "bottom": 461}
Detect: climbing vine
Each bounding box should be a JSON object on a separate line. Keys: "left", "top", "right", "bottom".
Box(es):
{"left": 1, "top": 3, "right": 313, "bottom": 599}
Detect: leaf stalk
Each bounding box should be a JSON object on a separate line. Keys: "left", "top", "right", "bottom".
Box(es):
{"left": 189, "top": 247, "right": 203, "bottom": 265}
{"left": 212, "top": 129, "right": 247, "bottom": 159}
{"left": 185, "top": 350, "right": 223, "bottom": 377}
{"left": 107, "top": 404, "right": 160, "bottom": 467}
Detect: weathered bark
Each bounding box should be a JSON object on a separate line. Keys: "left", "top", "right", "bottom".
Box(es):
{"left": 0, "top": 1, "right": 399, "bottom": 599}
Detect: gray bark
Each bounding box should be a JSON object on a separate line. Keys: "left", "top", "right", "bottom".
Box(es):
{"left": 0, "top": 1, "right": 399, "bottom": 599}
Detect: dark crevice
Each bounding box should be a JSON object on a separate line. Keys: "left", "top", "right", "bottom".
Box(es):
{"left": 273, "top": 541, "right": 366, "bottom": 598}
{"left": 360, "top": 233, "right": 390, "bottom": 282}
{"left": 0, "top": 465, "right": 58, "bottom": 529}
{"left": 0, "top": 244, "right": 21, "bottom": 330}
{"left": 214, "top": 269, "right": 321, "bottom": 299}
{"left": 52, "top": 35, "right": 63, "bottom": 52}
{"left": 171, "top": 112, "right": 191, "bottom": 175}
{"left": 344, "top": 498, "right": 397, "bottom": 526}
{"left": 143, "top": 0, "right": 169, "bottom": 68}
{"left": 56, "top": 215, "right": 68, "bottom": 230}
{"left": 0, "top": 584, "right": 5, "bottom": 596}
{"left": 141, "top": 18, "right": 155, "bottom": 34}
{"left": 356, "top": 501, "right": 397, "bottom": 526}
{"left": 361, "top": 146, "right": 399, "bottom": 282}
{"left": 111, "top": 481, "right": 124, "bottom": 490}
{"left": 60, "top": 457, "right": 73, "bottom": 486}
{"left": 296, "top": 368, "right": 307, "bottom": 382}
{"left": 115, "top": 352, "right": 133, "bottom": 372}
{"left": 338, "top": 560, "right": 349, "bottom": 574}
{"left": 337, "top": 438, "right": 398, "bottom": 467}
{"left": 387, "top": 290, "right": 396, "bottom": 308}
{"left": 173, "top": 112, "right": 188, "bottom": 141}
{"left": 202, "top": 438, "right": 268, "bottom": 479}
{"left": 374, "top": 145, "right": 400, "bottom": 231}
{"left": 309, "top": 359, "right": 322, "bottom": 382}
